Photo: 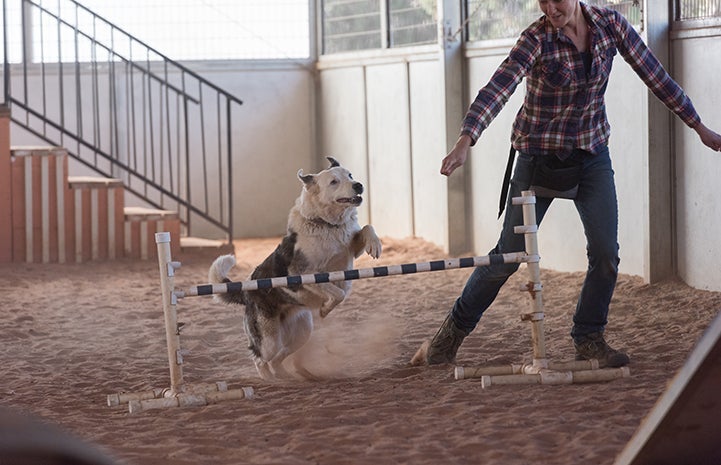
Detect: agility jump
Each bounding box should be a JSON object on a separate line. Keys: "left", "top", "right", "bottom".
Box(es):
{"left": 453, "top": 191, "right": 629, "bottom": 386}
{"left": 107, "top": 232, "right": 254, "bottom": 414}
{"left": 108, "top": 190, "right": 627, "bottom": 413}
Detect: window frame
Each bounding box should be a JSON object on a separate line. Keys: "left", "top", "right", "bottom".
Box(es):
{"left": 671, "top": 0, "right": 721, "bottom": 35}
{"left": 320, "top": 0, "right": 439, "bottom": 55}
{"left": 463, "top": 0, "right": 644, "bottom": 43}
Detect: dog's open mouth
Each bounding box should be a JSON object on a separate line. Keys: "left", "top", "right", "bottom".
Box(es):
{"left": 337, "top": 195, "right": 362, "bottom": 205}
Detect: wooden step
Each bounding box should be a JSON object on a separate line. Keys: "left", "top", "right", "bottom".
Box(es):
{"left": 0, "top": 118, "right": 193, "bottom": 263}
{"left": 180, "top": 236, "right": 235, "bottom": 257}
{"left": 2, "top": 137, "right": 187, "bottom": 263}
{"left": 68, "top": 176, "right": 125, "bottom": 262}
{"left": 0, "top": 105, "right": 11, "bottom": 262}
{"left": 8, "top": 147, "right": 72, "bottom": 263}
{"left": 124, "top": 207, "right": 181, "bottom": 260}
{"left": 3, "top": 147, "right": 129, "bottom": 264}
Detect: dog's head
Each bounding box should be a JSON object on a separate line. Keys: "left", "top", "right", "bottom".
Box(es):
{"left": 296, "top": 157, "right": 364, "bottom": 223}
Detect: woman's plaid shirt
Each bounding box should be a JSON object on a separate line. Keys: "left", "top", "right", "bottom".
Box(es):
{"left": 461, "top": 3, "right": 700, "bottom": 158}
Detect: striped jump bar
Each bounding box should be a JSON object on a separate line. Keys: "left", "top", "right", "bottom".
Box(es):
{"left": 180, "top": 252, "right": 539, "bottom": 298}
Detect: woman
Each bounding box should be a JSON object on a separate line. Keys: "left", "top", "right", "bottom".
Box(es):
{"left": 412, "top": 0, "right": 721, "bottom": 367}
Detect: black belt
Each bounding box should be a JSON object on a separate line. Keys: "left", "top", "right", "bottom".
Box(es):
{"left": 498, "top": 145, "right": 516, "bottom": 219}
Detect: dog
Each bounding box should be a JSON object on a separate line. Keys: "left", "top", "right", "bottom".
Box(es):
{"left": 209, "top": 157, "right": 382, "bottom": 380}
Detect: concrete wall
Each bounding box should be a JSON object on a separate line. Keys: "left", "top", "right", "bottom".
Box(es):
{"left": 671, "top": 23, "right": 721, "bottom": 291}
{"left": 7, "top": 61, "right": 315, "bottom": 240}
{"left": 199, "top": 63, "right": 316, "bottom": 238}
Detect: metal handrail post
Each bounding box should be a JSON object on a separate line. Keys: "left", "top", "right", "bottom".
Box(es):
{"left": 226, "top": 97, "right": 233, "bottom": 242}
{"left": 3, "top": 0, "right": 9, "bottom": 104}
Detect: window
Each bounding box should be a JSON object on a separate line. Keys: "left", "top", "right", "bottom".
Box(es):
{"left": 465, "top": 0, "right": 540, "bottom": 42}
{"left": 1, "top": 0, "right": 310, "bottom": 63}
{"left": 322, "top": 0, "right": 382, "bottom": 53}
{"left": 389, "top": 0, "right": 437, "bottom": 47}
{"left": 322, "top": 0, "right": 437, "bottom": 54}
{"left": 79, "top": 0, "right": 311, "bottom": 60}
{"left": 465, "top": 0, "right": 642, "bottom": 42}
{"left": 676, "top": 0, "right": 721, "bottom": 20}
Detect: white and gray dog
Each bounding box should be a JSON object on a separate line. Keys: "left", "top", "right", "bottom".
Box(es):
{"left": 209, "top": 157, "right": 382, "bottom": 380}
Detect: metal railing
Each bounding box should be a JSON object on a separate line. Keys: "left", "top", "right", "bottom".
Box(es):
{"left": 2, "top": 0, "right": 242, "bottom": 241}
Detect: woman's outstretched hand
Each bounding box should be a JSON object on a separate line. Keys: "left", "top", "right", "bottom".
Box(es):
{"left": 441, "top": 134, "right": 473, "bottom": 176}
{"left": 695, "top": 122, "right": 721, "bottom": 152}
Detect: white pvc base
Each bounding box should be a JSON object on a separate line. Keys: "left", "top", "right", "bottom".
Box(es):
{"left": 108, "top": 382, "right": 254, "bottom": 414}
{"left": 455, "top": 363, "right": 630, "bottom": 388}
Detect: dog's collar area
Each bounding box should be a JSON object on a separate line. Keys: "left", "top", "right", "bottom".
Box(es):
{"left": 307, "top": 217, "right": 342, "bottom": 228}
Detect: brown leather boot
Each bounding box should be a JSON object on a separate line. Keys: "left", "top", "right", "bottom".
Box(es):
{"left": 574, "top": 332, "right": 630, "bottom": 368}
{"left": 411, "top": 313, "right": 469, "bottom": 365}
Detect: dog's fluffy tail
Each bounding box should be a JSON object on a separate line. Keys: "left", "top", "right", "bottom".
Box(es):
{"left": 208, "top": 254, "right": 236, "bottom": 283}
{"left": 208, "top": 254, "right": 245, "bottom": 305}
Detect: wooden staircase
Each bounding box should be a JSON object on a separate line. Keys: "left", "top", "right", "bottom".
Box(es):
{"left": 0, "top": 107, "right": 185, "bottom": 264}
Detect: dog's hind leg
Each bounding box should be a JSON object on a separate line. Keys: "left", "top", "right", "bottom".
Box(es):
{"left": 287, "top": 321, "right": 322, "bottom": 381}
{"left": 253, "top": 342, "right": 295, "bottom": 380}
{"left": 270, "top": 309, "right": 315, "bottom": 379}
{"left": 292, "top": 363, "right": 320, "bottom": 381}
{"left": 253, "top": 332, "right": 295, "bottom": 380}
{"left": 254, "top": 360, "right": 275, "bottom": 380}
{"left": 268, "top": 356, "right": 295, "bottom": 380}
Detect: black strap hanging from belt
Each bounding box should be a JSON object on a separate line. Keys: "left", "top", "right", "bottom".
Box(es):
{"left": 498, "top": 145, "right": 516, "bottom": 219}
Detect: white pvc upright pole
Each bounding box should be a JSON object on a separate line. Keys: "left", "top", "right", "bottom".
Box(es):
{"left": 156, "top": 232, "right": 184, "bottom": 395}
{"left": 513, "top": 191, "right": 546, "bottom": 367}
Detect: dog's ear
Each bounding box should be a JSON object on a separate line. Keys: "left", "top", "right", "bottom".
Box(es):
{"left": 326, "top": 157, "right": 340, "bottom": 168}
{"left": 297, "top": 169, "right": 315, "bottom": 185}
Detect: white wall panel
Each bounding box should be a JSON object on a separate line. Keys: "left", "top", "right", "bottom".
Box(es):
{"left": 408, "top": 59, "right": 447, "bottom": 247}
{"left": 464, "top": 51, "right": 529, "bottom": 257}
{"left": 604, "top": 58, "right": 647, "bottom": 278}
{"left": 210, "top": 68, "right": 315, "bottom": 238}
{"left": 365, "top": 63, "right": 414, "bottom": 238}
{"left": 318, "top": 67, "right": 371, "bottom": 226}
{"left": 673, "top": 33, "right": 721, "bottom": 291}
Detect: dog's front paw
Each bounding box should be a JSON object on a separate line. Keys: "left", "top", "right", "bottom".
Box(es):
{"left": 362, "top": 225, "right": 382, "bottom": 259}
{"left": 367, "top": 236, "right": 382, "bottom": 259}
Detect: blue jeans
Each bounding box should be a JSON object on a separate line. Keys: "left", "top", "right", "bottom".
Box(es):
{"left": 451, "top": 146, "right": 619, "bottom": 343}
